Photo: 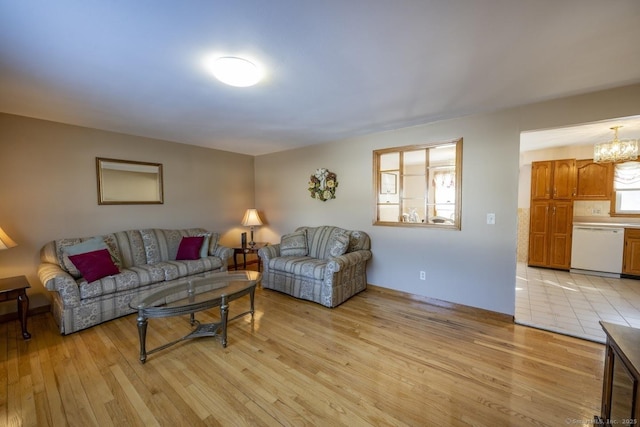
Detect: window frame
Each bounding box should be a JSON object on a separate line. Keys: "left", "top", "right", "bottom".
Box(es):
{"left": 611, "top": 161, "right": 640, "bottom": 217}
{"left": 372, "top": 138, "right": 463, "bottom": 229}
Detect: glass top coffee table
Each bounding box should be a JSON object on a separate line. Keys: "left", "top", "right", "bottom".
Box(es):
{"left": 129, "top": 270, "right": 261, "bottom": 363}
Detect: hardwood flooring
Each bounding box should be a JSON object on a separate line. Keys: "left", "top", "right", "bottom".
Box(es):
{"left": 1, "top": 285, "right": 605, "bottom": 426}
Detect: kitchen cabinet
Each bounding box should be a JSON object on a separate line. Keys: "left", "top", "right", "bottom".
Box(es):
{"left": 531, "top": 159, "right": 576, "bottom": 200}
{"left": 528, "top": 200, "right": 573, "bottom": 269}
{"left": 576, "top": 160, "right": 613, "bottom": 200}
{"left": 623, "top": 229, "right": 640, "bottom": 276}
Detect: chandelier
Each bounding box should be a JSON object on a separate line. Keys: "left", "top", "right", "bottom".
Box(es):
{"left": 594, "top": 126, "right": 639, "bottom": 163}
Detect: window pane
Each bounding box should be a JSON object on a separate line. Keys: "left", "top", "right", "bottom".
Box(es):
{"left": 429, "top": 144, "right": 456, "bottom": 166}
{"left": 378, "top": 204, "right": 400, "bottom": 222}
{"left": 380, "top": 152, "right": 399, "bottom": 171}
{"left": 402, "top": 201, "right": 425, "bottom": 223}
{"left": 403, "top": 150, "right": 425, "bottom": 174}
{"left": 404, "top": 175, "right": 426, "bottom": 199}
{"left": 616, "top": 190, "right": 640, "bottom": 213}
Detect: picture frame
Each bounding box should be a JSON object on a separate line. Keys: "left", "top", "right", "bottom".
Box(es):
{"left": 96, "top": 157, "right": 164, "bottom": 205}
{"left": 381, "top": 172, "right": 397, "bottom": 194}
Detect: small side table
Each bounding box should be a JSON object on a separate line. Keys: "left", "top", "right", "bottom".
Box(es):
{"left": 0, "top": 275, "right": 31, "bottom": 339}
{"left": 233, "top": 243, "right": 268, "bottom": 271}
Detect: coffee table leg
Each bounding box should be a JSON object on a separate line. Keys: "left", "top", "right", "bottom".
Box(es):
{"left": 137, "top": 312, "right": 148, "bottom": 363}
{"left": 17, "top": 290, "right": 31, "bottom": 340}
{"left": 220, "top": 296, "right": 229, "bottom": 347}
{"left": 249, "top": 287, "right": 255, "bottom": 319}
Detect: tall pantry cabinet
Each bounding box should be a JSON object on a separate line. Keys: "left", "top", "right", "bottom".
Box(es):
{"left": 528, "top": 159, "right": 576, "bottom": 269}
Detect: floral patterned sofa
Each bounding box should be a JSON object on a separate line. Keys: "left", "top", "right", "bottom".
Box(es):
{"left": 258, "top": 226, "right": 371, "bottom": 307}
{"left": 37, "top": 228, "right": 233, "bottom": 335}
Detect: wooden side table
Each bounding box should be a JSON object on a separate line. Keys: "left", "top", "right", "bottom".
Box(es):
{"left": 233, "top": 243, "right": 268, "bottom": 271}
{"left": 0, "top": 275, "right": 31, "bottom": 339}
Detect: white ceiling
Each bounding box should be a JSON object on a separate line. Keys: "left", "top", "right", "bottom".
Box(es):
{"left": 1, "top": 1, "right": 639, "bottom": 156}
{"left": 520, "top": 115, "right": 640, "bottom": 153}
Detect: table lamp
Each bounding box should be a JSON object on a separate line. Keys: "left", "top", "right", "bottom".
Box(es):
{"left": 0, "top": 226, "right": 17, "bottom": 250}
{"left": 241, "top": 209, "right": 263, "bottom": 247}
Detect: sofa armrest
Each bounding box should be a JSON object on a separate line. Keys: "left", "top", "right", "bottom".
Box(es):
{"left": 37, "top": 263, "right": 81, "bottom": 307}
{"left": 327, "top": 250, "right": 372, "bottom": 273}
{"left": 213, "top": 245, "right": 234, "bottom": 266}
{"left": 258, "top": 244, "right": 280, "bottom": 262}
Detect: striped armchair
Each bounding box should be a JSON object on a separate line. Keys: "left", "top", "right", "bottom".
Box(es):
{"left": 258, "top": 226, "right": 371, "bottom": 307}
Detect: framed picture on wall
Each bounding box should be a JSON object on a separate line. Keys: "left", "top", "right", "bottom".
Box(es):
{"left": 381, "top": 172, "right": 397, "bottom": 194}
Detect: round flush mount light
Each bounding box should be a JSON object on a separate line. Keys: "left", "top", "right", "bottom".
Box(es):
{"left": 210, "top": 56, "right": 262, "bottom": 87}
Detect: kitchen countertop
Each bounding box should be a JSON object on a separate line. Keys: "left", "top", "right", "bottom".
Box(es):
{"left": 573, "top": 221, "right": 640, "bottom": 228}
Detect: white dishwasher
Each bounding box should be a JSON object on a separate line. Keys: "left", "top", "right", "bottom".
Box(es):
{"left": 570, "top": 226, "right": 625, "bottom": 277}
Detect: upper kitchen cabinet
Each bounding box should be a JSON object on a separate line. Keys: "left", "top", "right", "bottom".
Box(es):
{"left": 531, "top": 159, "right": 576, "bottom": 200}
{"left": 575, "top": 160, "right": 613, "bottom": 200}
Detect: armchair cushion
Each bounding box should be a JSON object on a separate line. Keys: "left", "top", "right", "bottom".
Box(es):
{"left": 280, "top": 230, "right": 308, "bottom": 257}
{"left": 327, "top": 232, "right": 350, "bottom": 258}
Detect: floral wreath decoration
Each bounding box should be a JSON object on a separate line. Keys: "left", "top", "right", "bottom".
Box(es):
{"left": 308, "top": 168, "right": 338, "bottom": 201}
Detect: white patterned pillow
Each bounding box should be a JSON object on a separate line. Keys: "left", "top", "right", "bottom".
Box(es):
{"left": 280, "top": 231, "right": 308, "bottom": 257}
{"left": 327, "top": 232, "right": 350, "bottom": 258}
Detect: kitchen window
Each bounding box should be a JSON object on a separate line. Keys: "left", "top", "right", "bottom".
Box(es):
{"left": 613, "top": 161, "right": 640, "bottom": 215}
{"left": 373, "top": 138, "right": 462, "bottom": 229}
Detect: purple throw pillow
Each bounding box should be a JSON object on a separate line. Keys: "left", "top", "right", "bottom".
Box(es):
{"left": 68, "top": 249, "right": 120, "bottom": 283}
{"left": 176, "top": 236, "right": 205, "bottom": 260}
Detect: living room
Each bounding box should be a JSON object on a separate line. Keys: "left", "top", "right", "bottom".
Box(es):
{"left": 2, "top": 2, "right": 640, "bottom": 425}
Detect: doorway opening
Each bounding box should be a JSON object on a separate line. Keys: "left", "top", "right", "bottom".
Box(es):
{"left": 515, "top": 115, "right": 640, "bottom": 343}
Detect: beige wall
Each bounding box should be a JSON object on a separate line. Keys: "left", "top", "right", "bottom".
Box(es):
{"left": 255, "top": 83, "right": 640, "bottom": 316}
{"left": 2, "top": 84, "right": 639, "bottom": 319}
{"left": 0, "top": 113, "right": 255, "bottom": 312}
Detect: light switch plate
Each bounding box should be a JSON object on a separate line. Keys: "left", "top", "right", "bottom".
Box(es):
{"left": 487, "top": 213, "right": 496, "bottom": 225}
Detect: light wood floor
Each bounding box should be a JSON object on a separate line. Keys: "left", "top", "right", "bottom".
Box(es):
{"left": 1, "top": 285, "right": 605, "bottom": 426}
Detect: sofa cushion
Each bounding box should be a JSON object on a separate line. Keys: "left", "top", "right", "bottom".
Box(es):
{"left": 69, "top": 249, "right": 120, "bottom": 283}
{"left": 141, "top": 229, "right": 185, "bottom": 264}
{"left": 176, "top": 236, "right": 205, "bottom": 260}
{"left": 112, "top": 230, "right": 147, "bottom": 268}
{"left": 77, "top": 263, "right": 168, "bottom": 300}
{"left": 268, "top": 257, "right": 327, "bottom": 280}
{"left": 327, "top": 232, "right": 350, "bottom": 258}
{"left": 53, "top": 235, "right": 121, "bottom": 278}
{"left": 62, "top": 237, "right": 109, "bottom": 277}
{"left": 280, "top": 231, "right": 308, "bottom": 256}
{"left": 159, "top": 259, "right": 207, "bottom": 281}
{"left": 197, "top": 232, "right": 212, "bottom": 257}
{"left": 65, "top": 236, "right": 108, "bottom": 256}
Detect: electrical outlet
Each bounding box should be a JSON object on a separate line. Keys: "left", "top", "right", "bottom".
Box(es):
{"left": 419, "top": 271, "right": 426, "bottom": 280}
{"left": 487, "top": 213, "right": 496, "bottom": 225}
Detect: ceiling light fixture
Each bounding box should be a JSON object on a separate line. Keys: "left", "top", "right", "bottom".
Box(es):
{"left": 210, "top": 56, "right": 262, "bottom": 87}
{"left": 594, "top": 126, "right": 639, "bottom": 163}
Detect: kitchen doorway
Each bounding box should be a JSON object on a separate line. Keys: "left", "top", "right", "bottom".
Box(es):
{"left": 515, "top": 116, "right": 640, "bottom": 343}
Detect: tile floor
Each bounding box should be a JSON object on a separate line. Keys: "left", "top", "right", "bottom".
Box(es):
{"left": 515, "top": 262, "right": 640, "bottom": 343}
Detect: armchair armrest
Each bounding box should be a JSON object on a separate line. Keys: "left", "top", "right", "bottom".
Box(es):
{"left": 258, "top": 244, "right": 280, "bottom": 262}
{"left": 37, "top": 263, "right": 81, "bottom": 307}
{"left": 327, "top": 250, "right": 372, "bottom": 273}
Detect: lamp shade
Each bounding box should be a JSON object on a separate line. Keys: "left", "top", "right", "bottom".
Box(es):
{"left": 0, "top": 226, "right": 17, "bottom": 250}
{"left": 241, "top": 209, "right": 263, "bottom": 227}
